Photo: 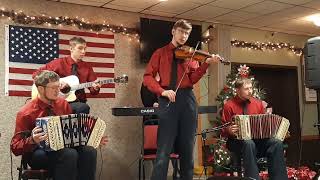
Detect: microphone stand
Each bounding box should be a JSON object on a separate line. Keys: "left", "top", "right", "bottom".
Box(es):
{"left": 195, "top": 122, "right": 232, "bottom": 179}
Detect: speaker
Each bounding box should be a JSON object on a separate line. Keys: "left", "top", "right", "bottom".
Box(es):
{"left": 207, "top": 177, "right": 251, "bottom": 180}
{"left": 304, "top": 37, "right": 320, "bottom": 89}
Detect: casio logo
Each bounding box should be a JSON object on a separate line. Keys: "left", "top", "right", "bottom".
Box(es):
{"left": 141, "top": 109, "right": 155, "bottom": 113}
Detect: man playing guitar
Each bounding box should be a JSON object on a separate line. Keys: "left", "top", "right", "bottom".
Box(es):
{"left": 32, "top": 37, "right": 101, "bottom": 114}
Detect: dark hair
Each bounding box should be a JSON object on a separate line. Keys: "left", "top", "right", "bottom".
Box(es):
{"left": 34, "top": 70, "right": 60, "bottom": 87}
{"left": 235, "top": 78, "right": 252, "bottom": 89}
{"left": 69, "top": 36, "right": 86, "bottom": 47}
{"left": 173, "top": 19, "right": 192, "bottom": 31}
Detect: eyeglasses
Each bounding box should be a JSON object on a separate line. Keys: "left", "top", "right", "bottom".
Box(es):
{"left": 44, "top": 85, "right": 60, "bottom": 90}
{"left": 176, "top": 28, "right": 191, "bottom": 36}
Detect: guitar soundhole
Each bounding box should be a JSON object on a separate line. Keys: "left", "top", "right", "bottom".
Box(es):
{"left": 60, "top": 85, "right": 71, "bottom": 94}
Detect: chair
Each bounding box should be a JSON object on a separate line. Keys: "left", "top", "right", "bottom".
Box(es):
{"left": 229, "top": 152, "right": 267, "bottom": 177}
{"left": 17, "top": 154, "right": 50, "bottom": 180}
{"left": 138, "top": 119, "right": 180, "bottom": 180}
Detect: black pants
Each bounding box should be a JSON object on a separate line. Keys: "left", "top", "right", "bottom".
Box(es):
{"left": 28, "top": 146, "right": 97, "bottom": 180}
{"left": 151, "top": 88, "right": 197, "bottom": 180}
{"left": 69, "top": 101, "right": 90, "bottom": 114}
{"left": 227, "top": 138, "right": 288, "bottom": 180}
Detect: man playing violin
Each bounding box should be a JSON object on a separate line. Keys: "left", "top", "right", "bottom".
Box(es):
{"left": 143, "top": 19, "right": 222, "bottom": 180}
{"left": 32, "top": 37, "right": 101, "bottom": 114}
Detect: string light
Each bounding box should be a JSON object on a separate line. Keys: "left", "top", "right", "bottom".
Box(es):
{"left": 0, "top": 8, "right": 139, "bottom": 39}
{"left": 231, "top": 39, "right": 303, "bottom": 56}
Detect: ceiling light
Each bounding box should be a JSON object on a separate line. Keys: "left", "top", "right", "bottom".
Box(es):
{"left": 305, "top": 14, "right": 320, "bottom": 27}
{"left": 159, "top": 0, "right": 168, "bottom": 1}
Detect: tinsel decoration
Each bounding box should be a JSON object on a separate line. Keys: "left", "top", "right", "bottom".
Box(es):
{"left": 0, "top": 8, "right": 139, "bottom": 37}
{"left": 231, "top": 39, "right": 303, "bottom": 56}
{"left": 207, "top": 139, "right": 231, "bottom": 173}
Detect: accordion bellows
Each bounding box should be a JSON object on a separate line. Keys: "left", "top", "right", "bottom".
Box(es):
{"left": 36, "top": 113, "right": 106, "bottom": 151}
{"left": 232, "top": 114, "right": 290, "bottom": 141}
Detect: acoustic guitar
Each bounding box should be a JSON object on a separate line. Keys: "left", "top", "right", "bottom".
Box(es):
{"left": 31, "top": 74, "right": 128, "bottom": 102}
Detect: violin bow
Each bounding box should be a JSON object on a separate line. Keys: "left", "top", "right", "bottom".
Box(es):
{"left": 166, "top": 41, "right": 200, "bottom": 107}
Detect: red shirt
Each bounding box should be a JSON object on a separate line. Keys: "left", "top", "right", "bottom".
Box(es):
{"left": 11, "top": 97, "right": 72, "bottom": 156}
{"left": 32, "top": 56, "right": 99, "bottom": 101}
{"left": 143, "top": 43, "right": 210, "bottom": 96}
{"left": 221, "top": 96, "right": 265, "bottom": 137}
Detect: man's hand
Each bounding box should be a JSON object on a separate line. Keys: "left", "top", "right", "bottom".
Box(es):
{"left": 100, "top": 136, "right": 108, "bottom": 146}
{"left": 205, "top": 54, "right": 223, "bottom": 64}
{"left": 32, "top": 126, "right": 47, "bottom": 144}
{"left": 92, "top": 79, "right": 102, "bottom": 91}
{"left": 161, "top": 90, "right": 176, "bottom": 102}
{"left": 153, "top": 102, "right": 159, "bottom": 107}
{"left": 226, "top": 124, "right": 239, "bottom": 138}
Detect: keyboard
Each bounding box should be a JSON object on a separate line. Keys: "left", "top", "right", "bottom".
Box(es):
{"left": 112, "top": 106, "right": 217, "bottom": 116}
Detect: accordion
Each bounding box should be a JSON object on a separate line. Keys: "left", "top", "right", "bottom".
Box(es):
{"left": 232, "top": 114, "right": 290, "bottom": 141}
{"left": 36, "top": 113, "right": 106, "bottom": 151}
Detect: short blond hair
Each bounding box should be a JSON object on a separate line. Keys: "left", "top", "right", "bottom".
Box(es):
{"left": 69, "top": 37, "right": 86, "bottom": 47}
{"left": 34, "top": 70, "right": 60, "bottom": 87}
{"left": 235, "top": 78, "right": 252, "bottom": 89}
{"left": 173, "top": 19, "right": 192, "bottom": 31}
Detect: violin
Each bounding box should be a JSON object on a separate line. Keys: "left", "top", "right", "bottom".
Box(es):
{"left": 174, "top": 45, "right": 230, "bottom": 65}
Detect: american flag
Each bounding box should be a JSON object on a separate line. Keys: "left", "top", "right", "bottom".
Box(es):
{"left": 5, "top": 25, "right": 115, "bottom": 98}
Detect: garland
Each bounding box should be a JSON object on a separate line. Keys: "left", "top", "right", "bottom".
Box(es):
{"left": 0, "top": 8, "right": 139, "bottom": 37}
{"left": 231, "top": 39, "right": 303, "bottom": 56}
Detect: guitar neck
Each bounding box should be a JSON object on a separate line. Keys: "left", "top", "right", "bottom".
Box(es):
{"left": 73, "top": 79, "right": 114, "bottom": 90}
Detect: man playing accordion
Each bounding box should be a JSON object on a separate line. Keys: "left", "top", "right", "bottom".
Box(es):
{"left": 222, "top": 78, "right": 288, "bottom": 180}
{"left": 11, "top": 70, "right": 106, "bottom": 180}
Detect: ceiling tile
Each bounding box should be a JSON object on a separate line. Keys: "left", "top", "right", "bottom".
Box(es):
{"left": 214, "top": 11, "right": 261, "bottom": 23}
{"left": 60, "top": 0, "right": 106, "bottom": 6}
{"left": 270, "top": 0, "right": 313, "bottom": 5}
{"left": 301, "top": 0, "right": 320, "bottom": 10}
{"left": 267, "top": 6, "right": 319, "bottom": 20}
{"left": 267, "top": 19, "right": 320, "bottom": 34}
{"left": 103, "top": 3, "right": 144, "bottom": 12}
{"left": 184, "top": 0, "right": 217, "bottom": 5}
{"left": 241, "top": 13, "right": 292, "bottom": 27}
{"left": 108, "top": 0, "right": 159, "bottom": 10}
{"left": 241, "top": 1, "right": 294, "bottom": 15}
{"left": 177, "top": 5, "right": 233, "bottom": 21}
{"left": 209, "top": 0, "right": 264, "bottom": 10}
{"left": 140, "top": 10, "right": 177, "bottom": 17}
{"left": 149, "top": 0, "right": 200, "bottom": 14}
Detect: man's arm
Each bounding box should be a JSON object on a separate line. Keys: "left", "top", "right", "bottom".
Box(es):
{"left": 86, "top": 67, "right": 100, "bottom": 95}
{"left": 221, "top": 103, "right": 238, "bottom": 138}
{"left": 143, "top": 49, "right": 164, "bottom": 96}
{"left": 188, "top": 61, "right": 210, "bottom": 84}
{"left": 10, "top": 112, "right": 37, "bottom": 156}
